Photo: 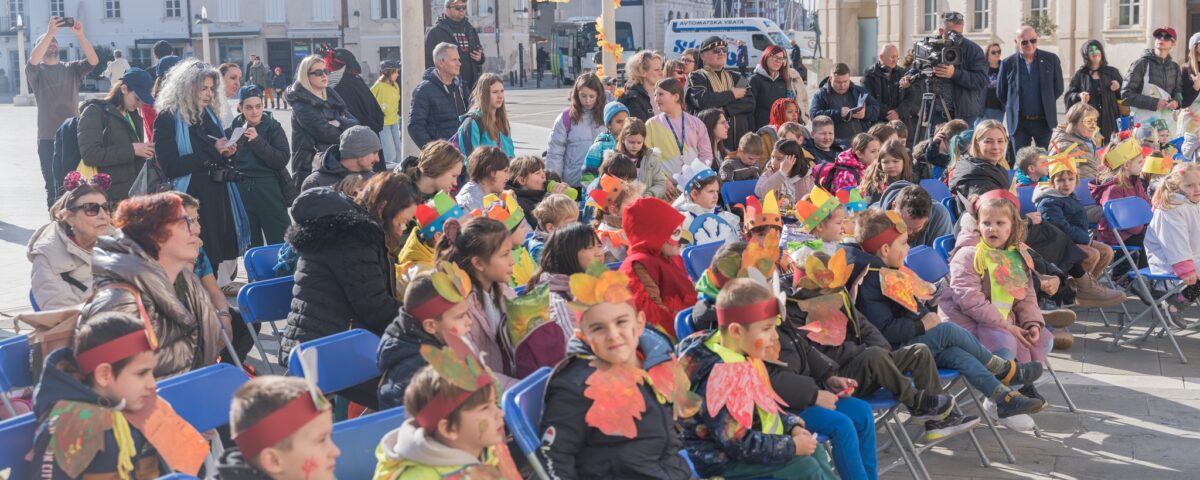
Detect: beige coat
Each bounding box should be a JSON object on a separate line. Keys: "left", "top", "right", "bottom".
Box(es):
{"left": 27, "top": 222, "right": 95, "bottom": 311}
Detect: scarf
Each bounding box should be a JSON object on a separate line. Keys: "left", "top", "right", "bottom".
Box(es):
{"left": 699, "top": 67, "right": 733, "bottom": 92}
{"left": 171, "top": 109, "right": 251, "bottom": 255}
{"left": 972, "top": 241, "right": 1030, "bottom": 321}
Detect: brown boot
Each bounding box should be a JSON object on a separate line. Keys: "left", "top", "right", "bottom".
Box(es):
{"left": 1042, "top": 309, "right": 1077, "bottom": 328}
{"left": 1069, "top": 274, "right": 1127, "bottom": 309}
{"left": 1053, "top": 327, "right": 1075, "bottom": 350}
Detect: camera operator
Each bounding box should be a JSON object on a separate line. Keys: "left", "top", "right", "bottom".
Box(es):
{"left": 998, "top": 26, "right": 1064, "bottom": 151}
{"left": 901, "top": 11, "right": 988, "bottom": 126}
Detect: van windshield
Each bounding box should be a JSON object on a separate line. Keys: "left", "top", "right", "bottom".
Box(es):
{"left": 768, "top": 31, "right": 791, "bottom": 47}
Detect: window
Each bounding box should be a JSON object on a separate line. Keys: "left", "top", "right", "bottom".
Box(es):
{"left": 105, "top": 0, "right": 120, "bottom": 18}
{"left": 130, "top": 47, "right": 152, "bottom": 68}
{"left": 50, "top": 0, "right": 64, "bottom": 18}
{"left": 379, "top": 46, "right": 400, "bottom": 61}
{"left": 379, "top": 0, "right": 398, "bottom": 19}
{"left": 973, "top": 0, "right": 990, "bottom": 31}
{"left": 8, "top": 0, "right": 22, "bottom": 28}
{"left": 922, "top": 0, "right": 937, "bottom": 32}
{"left": 1030, "top": 0, "right": 1049, "bottom": 18}
{"left": 165, "top": 0, "right": 181, "bottom": 17}
{"left": 218, "top": 0, "right": 238, "bottom": 21}
{"left": 312, "top": 0, "right": 334, "bottom": 22}
{"left": 752, "top": 34, "right": 771, "bottom": 51}
{"left": 265, "top": 0, "right": 285, "bottom": 23}
{"left": 1118, "top": 0, "right": 1140, "bottom": 27}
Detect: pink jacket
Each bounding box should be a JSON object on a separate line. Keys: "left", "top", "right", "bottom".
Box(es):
{"left": 1090, "top": 175, "right": 1148, "bottom": 245}
{"left": 939, "top": 229, "right": 1048, "bottom": 363}
{"left": 754, "top": 167, "right": 815, "bottom": 200}
{"left": 814, "top": 149, "right": 866, "bottom": 192}
{"left": 466, "top": 283, "right": 518, "bottom": 389}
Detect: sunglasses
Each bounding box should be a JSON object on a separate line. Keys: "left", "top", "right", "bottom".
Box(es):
{"left": 448, "top": 5, "right": 466, "bottom": 11}
{"left": 1155, "top": 33, "right": 1175, "bottom": 41}
{"left": 308, "top": 69, "right": 329, "bottom": 77}
{"left": 70, "top": 202, "right": 113, "bottom": 217}
{"left": 1020, "top": 38, "right": 1038, "bottom": 46}
{"left": 710, "top": 48, "right": 727, "bottom": 54}
{"left": 988, "top": 50, "right": 1001, "bottom": 55}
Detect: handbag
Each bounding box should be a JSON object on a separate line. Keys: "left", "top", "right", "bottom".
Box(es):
{"left": 129, "top": 157, "right": 172, "bottom": 197}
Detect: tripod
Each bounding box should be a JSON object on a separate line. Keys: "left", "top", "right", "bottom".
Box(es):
{"left": 913, "top": 82, "right": 951, "bottom": 146}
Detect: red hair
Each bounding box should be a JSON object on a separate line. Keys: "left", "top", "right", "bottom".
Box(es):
{"left": 758, "top": 45, "right": 791, "bottom": 86}
{"left": 113, "top": 192, "right": 184, "bottom": 259}
{"left": 769, "top": 97, "right": 799, "bottom": 130}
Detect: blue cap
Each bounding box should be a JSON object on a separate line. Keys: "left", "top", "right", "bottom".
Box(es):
{"left": 156, "top": 55, "right": 181, "bottom": 78}
{"left": 603, "top": 101, "right": 630, "bottom": 127}
{"left": 238, "top": 85, "right": 264, "bottom": 102}
{"left": 121, "top": 68, "right": 154, "bottom": 105}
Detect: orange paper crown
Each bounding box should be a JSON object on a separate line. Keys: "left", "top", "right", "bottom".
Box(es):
{"left": 587, "top": 174, "right": 624, "bottom": 212}
{"left": 744, "top": 190, "right": 783, "bottom": 230}
{"left": 1042, "top": 143, "right": 1086, "bottom": 178}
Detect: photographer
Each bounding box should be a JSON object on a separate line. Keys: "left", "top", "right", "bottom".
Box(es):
{"left": 154, "top": 58, "right": 243, "bottom": 283}
{"left": 998, "top": 26, "right": 1064, "bottom": 151}
{"left": 902, "top": 11, "right": 988, "bottom": 126}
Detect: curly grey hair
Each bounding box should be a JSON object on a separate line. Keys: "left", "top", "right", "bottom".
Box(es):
{"left": 155, "top": 57, "right": 224, "bottom": 125}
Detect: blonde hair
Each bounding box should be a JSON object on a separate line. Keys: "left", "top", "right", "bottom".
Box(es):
{"left": 155, "top": 58, "right": 223, "bottom": 125}
{"left": 1063, "top": 102, "right": 1099, "bottom": 132}
{"left": 626, "top": 50, "right": 662, "bottom": 87}
{"left": 975, "top": 198, "right": 1027, "bottom": 249}
{"left": 969, "top": 120, "right": 1010, "bottom": 167}
{"left": 295, "top": 55, "right": 327, "bottom": 99}
{"left": 469, "top": 73, "right": 511, "bottom": 143}
{"left": 1152, "top": 163, "right": 1200, "bottom": 210}
{"left": 532, "top": 193, "right": 580, "bottom": 228}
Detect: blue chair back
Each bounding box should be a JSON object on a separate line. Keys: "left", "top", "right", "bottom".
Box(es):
{"left": 931, "top": 166, "right": 946, "bottom": 181}
{"left": 682, "top": 242, "right": 721, "bottom": 282}
{"left": 244, "top": 243, "right": 286, "bottom": 282}
{"left": 675, "top": 308, "right": 695, "bottom": 340}
{"left": 939, "top": 196, "right": 957, "bottom": 224}
{"left": 0, "top": 335, "right": 33, "bottom": 393}
{"left": 606, "top": 261, "right": 622, "bottom": 270}
{"left": 156, "top": 474, "right": 201, "bottom": 479}
{"left": 1104, "top": 196, "right": 1153, "bottom": 231}
{"left": 905, "top": 245, "right": 950, "bottom": 283}
{"left": 933, "top": 234, "right": 956, "bottom": 264}
{"left": 502, "top": 367, "right": 552, "bottom": 457}
{"left": 237, "top": 275, "right": 295, "bottom": 325}
{"left": 287, "top": 329, "right": 381, "bottom": 394}
{"left": 720, "top": 179, "right": 757, "bottom": 207}
{"left": 332, "top": 407, "right": 407, "bottom": 480}
{"left": 157, "top": 363, "right": 250, "bottom": 432}
{"left": 28, "top": 291, "right": 38, "bottom": 312}
{"left": 0, "top": 413, "right": 36, "bottom": 479}
{"left": 919, "top": 179, "right": 952, "bottom": 202}
{"left": 1016, "top": 186, "right": 1037, "bottom": 215}
{"left": 1075, "top": 178, "right": 1096, "bottom": 207}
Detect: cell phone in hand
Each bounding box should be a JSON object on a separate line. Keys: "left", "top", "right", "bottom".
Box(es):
{"left": 735, "top": 77, "right": 750, "bottom": 89}
{"left": 58, "top": 17, "right": 75, "bottom": 27}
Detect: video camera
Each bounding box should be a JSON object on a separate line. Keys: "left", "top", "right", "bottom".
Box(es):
{"left": 911, "top": 31, "right": 963, "bottom": 73}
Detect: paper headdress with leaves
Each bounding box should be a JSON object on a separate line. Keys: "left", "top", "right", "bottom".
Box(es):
{"left": 794, "top": 186, "right": 841, "bottom": 231}
{"left": 416, "top": 334, "right": 497, "bottom": 432}
{"left": 837, "top": 187, "right": 867, "bottom": 213}
{"left": 1103, "top": 138, "right": 1143, "bottom": 170}
{"left": 674, "top": 158, "right": 718, "bottom": 193}
{"left": 1042, "top": 143, "right": 1086, "bottom": 178}
{"left": 408, "top": 261, "right": 472, "bottom": 321}
{"left": 473, "top": 190, "right": 526, "bottom": 231}
{"left": 568, "top": 261, "right": 634, "bottom": 312}
{"left": 861, "top": 210, "right": 908, "bottom": 254}
{"left": 587, "top": 174, "right": 625, "bottom": 212}
{"left": 415, "top": 191, "right": 466, "bottom": 241}
{"left": 1143, "top": 153, "right": 1176, "bottom": 175}
{"left": 707, "top": 228, "right": 780, "bottom": 289}
{"left": 744, "top": 190, "right": 783, "bottom": 230}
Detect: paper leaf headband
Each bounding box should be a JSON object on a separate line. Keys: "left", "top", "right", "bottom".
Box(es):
{"left": 837, "top": 187, "right": 867, "bottom": 213}
{"left": 674, "top": 158, "right": 718, "bottom": 193}
{"left": 1143, "top": 153, "right": 1176, "bottom": 175}
{"left": 63, "top": 171, "right": 112, "bottom": 193}
{"left": 1102, "top": 138, "right": 1143, "bottom": 170}
{"left": 409, "top": 261, "right": 473, "bottom": 320}
{"left": 1042, "top": 142, "right": 1086, "bottom": 178}
{"left": 568, "top": 261, "right": 633, "bottom": 312}
{"left": 416, "top": 334, "right": 496, "bottom": 432}
{"left": 415, "top": 191, "right": 466, "bottom": 241}
{"left": 744, "top": 190, "right": 783, "bottom": 231}
{"left": 472, "top": 190, "right": 526, "bottom": 232}
{"left": 587, "top": 174, "right": 625, "bottom": 212}
{"left": 793, "top": 248, "right": 852, "bottom": 291}
{"left": 794, "top": 186, "right": 841, "bottom": 231}
{"left": 708, "top": 229, "right": 779, "bottom": 288}
{"left": 861, "top": 211, "right": 907, "bottom": 255}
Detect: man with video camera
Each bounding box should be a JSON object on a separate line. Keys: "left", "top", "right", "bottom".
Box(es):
{"left": 900, "top": 11, "right": 988, "bottom": 127}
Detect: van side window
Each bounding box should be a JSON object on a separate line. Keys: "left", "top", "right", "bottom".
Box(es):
{"left": 752, "top": 34, "right": 772, "bottom": 52}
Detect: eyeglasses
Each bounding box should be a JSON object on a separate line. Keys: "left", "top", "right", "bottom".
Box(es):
{"left": 770, "top": 55, "right": 787, "bottom": 61}
{"left": 70, "top": 202, "right": 112, "bottom": 217}
{"left": 988, "top": 50, "right": 1001, "bottom": 55}
{"left": 681, "top": 58, "right": 695, "bottom": 64}
{"left": 178, "top": 215, "right": 197, "bottom": 233}
{"left": 1082, "top": 118, "right": 1098, "bottom": 127}
{"left": 448, "top": 5, "right": 466, "bottom": 11}
{"left": 308, "top": 69, "right": 329, "bottom": 77}
{"left": 1020, "top": 38, "right": 1038, "bottom": 46}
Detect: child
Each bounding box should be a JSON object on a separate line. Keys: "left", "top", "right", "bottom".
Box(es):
{"left": 473, "top": 191, "right": 534, "bottom": 287}
{"left": 887, "top": 119, "right": 909, "bottom": 146}
{"left": 646, "top": 77, "right": 714, "bottom": 177}
{"left": 620, "top": 197, "right": 697, "bottom": 339}
{"left": 846, "top": 208, "right": 1047, "bottom": 419}
{"left": 1013, "top": 145, "right": 1049, "bottom": 187}
{"left": 719, "top": 132, "right": 766, "bottom": 181}
{"left": 377, "top": 261, "right": 474, "bottom": 410}
{"left": 538, "top": 265, "right": 695, "bottom": 480}
{"left": 861, "top": 138, "right": 915, "bottom": 204}
{"left": 1034, "top": 154, "right": 1119, "bottom": 300}
{"left": 527, "top": 193, "right": 580, "bottom": 262}
{"left": 677, "top": 278, "right": 837, "bottom": 480}
{"left": 803, "top": 115, "right": 844, "bottom": 164}
{"left": 456, "top": 146, "right": 510, "bottom": 212}
{"left": 1091, "top": 138, "right": 1149, "bottom": 281}
{"left": 914, "top": 119, "right": 969, "bottom": 180}
{"left": 768, "top": 97, "right": 801, "bottom": 131}
{"left": 590, "top": 173, "right": 642, "bottom": 262}
{"left": 219, "top": 376, "right": 339, "bottom": 479}
{"left": 32, "top": 312, "right": 207, "bottom": 479}
{"left": 582, "top": 152, "right": 638, "bottom": 223}
{"left": 815, "top": 133, "right": 879, "bottom": 192}
{"left": 779, "top": 121, "right": 807, "bottom": 143}
{"left": 867, "top": 123, "right": 898, "bottom": 145}
{"left": 334, "top": 172, "right": 371, "bottom": 199}
{"left": 546, "top": 73, "right": 608, "bottom": 188}
{"left": 436, "top": 216, "right": 518, "bottom": 388}
{"left": 790, "top": 186, "right": 848, "bottom": 258}
{"left": 616, "top": 118, "right": 674, "bottom": 199}
{"left": 583, "top": 101, "right": 631, "bottom": 181}
{"left": 942, "top": 190, "right": 1051, "bottom": 367}
{"left": 755, "top": 138, "right": 815, "bottom": 201}
{"left": 525, "top": 223, "right": 606, "bottom": 348}
{"left": 673, "top": 159, "right": 741, "bottom": 245}
{"left": 397, "top": 191, "right": 466, "bottom": 299}
{"left": 1145, "top": 163, "right": 1200, "bottom": 308}
{"left": 507, "top": 155, "right": 574, "bottom": 231}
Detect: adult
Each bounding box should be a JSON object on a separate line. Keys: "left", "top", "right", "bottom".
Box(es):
{"left": 545, "top": 73, "right": 606, "bottom": 187}
{"left": 425, "top": 0, "right": 486, "bottom": 95}
{"left": 229, "top": 85, "right": 292, "bottom": 246}
{"left": 153, "top": 58, "right": 243, "bottom": 290}
{"left": 1050, "top": 103, "right": 1103, "bottom": 181}
{"left": 327, "top": 48, "right": 385, "bottom": 140}
{"left": 143, "top": 41, "right": 179, "bottom": 139}
{"left": 150, "top": 40, "right": 175, "bottom": 82}
{"left": 750, "top": 45, "right": 794, "bottom": 131}
{"left": 997, "top": 25, "right": 1064, "bottom": 151}
{"left": 302, "top": 125, "right": 381, "bottom": 191}
{"left": 735, "top": 39, "right": 749, "bottom": 76}
{"left": 217, "top": 63, "right": 243, "bottom": 127}
{"left": 790, "top": 40, "right": 809, "bottom": 83}
{"left": 863, "top": 45, "right": 906, "bottom": 126}
{"left": 981, "top": 43, "right": 1005, "bottom": 123}
{"left": 246, "top": 54, "right": 270, "bottom": 91}
{"left": 271, "top": 66, "right": 288, "bottom": 109}
{"left": 77, "top": 68, "right": 155, "bottom": 201}
{"left": 409, "top": 42, "right": 467, "bottom": 149}
{"left": 874, "top": 182, "right": 952, "bottom": 248}
{"left": 27, "top": 16, "right": 98, "bottom": 207}
{"left": 286, "top": 54, "right": 359, "bottom": 192}
{"left": 682, "top": 48, "right": 699, "bottom": 77}
{"left": 1183, "top": 33, "right": 1200, "bottom": 108}
{"left": 948, "top": 120, "right": 1012, "bottom": 210}
{"left": 618, "top": 50, "right": 664, "bottom": 121}
{"left": 646, "top": 77, "right": 713, "bottom": 177}
{"left": 371, "top": 60, "right": 403, "bottom": 169}
{"left": 81, "top": 193, "right": 223, "bottom": 378}
{"left": 100, "top": 49, "right": 129, "bottom": 85}
{"left": 810, "top": 63, "right": 880, "bottom": 144}
{"left": 456, "top": 73, "right": 515, "bottom": 157}
{"left": 907, "top": 12, "right": 988, "bottom": 125}
{"left": 687, "top": 36, "right": 755, "bottom": 152}
{"left": 28, "top": 178, "right": 114, "bottom": 310}
{"left": 1122, "top": 26, "right": 1183, "bottom": 125}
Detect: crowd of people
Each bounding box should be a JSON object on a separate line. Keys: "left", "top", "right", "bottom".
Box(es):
{"left": 12, "top": 3, "right": 1200, "bottom": 480}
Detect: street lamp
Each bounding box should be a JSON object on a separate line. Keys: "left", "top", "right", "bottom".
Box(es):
{"left": 195, "top": 6, "right": 213, "bottom": 64}
{"left": 12, "top": 13, "right": 33, "bottom": 106}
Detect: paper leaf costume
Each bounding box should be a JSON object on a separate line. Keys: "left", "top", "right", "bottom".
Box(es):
{"left": 511, "top": 246, "right": 536, "bottom": 287}
{"left": 47, "top": 402, "right": 115, "bottom": 478}
{"left": 587, "top": 174, "right": 624, "bottom": 212}
{"left": 794, "top": 248, "right": 852, "bottom": 290}
{"left": 473, "top": 190, "right": 526, "bottom": 231}
{"left": 505, "top": 283, "right": 551, "bottom": 348}
{"left": 415, "top": 191, "right": 466, "bottom": 241}
{"left": 879, "top": 266, "right": 936, "bottom": 313}
{"left": 795, "top": 293, "right": 850, "bottom": 346}
{"left": 744, "top": 190, "right": 783, "bottom": 230}
{"left": 583, "top": 361, "right": 647, "bottom": 438}
{"left": 706, "top": 359, "right": 788, "bottom": 430}
{"left": 646, "top": 358, "right": 702, "bottom": 419}
{"left": 568, "top": 261, "right": 633, "bottom": 312}
{"left": 794, "top": 186, "right": 841, "bottom": 231}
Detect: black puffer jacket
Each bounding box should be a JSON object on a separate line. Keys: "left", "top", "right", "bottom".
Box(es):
{"left": 279, "top": 187, "right": 399, "bottom": 365}
{"left": 948, "top": 154, "right": 1010, "bottom": 213}
{"left": 749, "top": 64, "right": 791, "bottom": 131}
{"left": 375, "top": 308, "right": 443, "bottom": 410}
{"left": 285, "top": 84, "right": 358, "bottom": 192}
{"left": 862, "top": 62, "right": 906, "bottom": 116}
{"left": 618, "top": 82, "right": 655, "bottom": 122}
{"left": 209, "top": 448, "right": 270, "bottom": 479}
{"left": 1065, "top": 40, "right": 1123, "bottom": 141}
{"left": 1122, "top": 48, "right": 1183, "bottom": 111}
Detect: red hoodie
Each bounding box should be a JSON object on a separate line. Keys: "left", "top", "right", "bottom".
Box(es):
{"left": 619, "top": 197, "right": 697, "bottom": 339}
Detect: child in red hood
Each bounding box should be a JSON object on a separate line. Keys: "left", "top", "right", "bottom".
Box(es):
{"left": 619, "top": 197, "right": 697, "bottom": 340}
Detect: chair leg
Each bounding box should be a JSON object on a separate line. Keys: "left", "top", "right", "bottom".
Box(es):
{"left": 891, "top": 411, "right": 932, "bottom": 480}
{"left": 961, "top": 380, "right": 1016, "bottom": 464}
{"left": 249, "top": 327, "right": 278, "bottom": 374}
{"left": 220, "top": 328, "right": 244, "bottom": 372}
{"left": 526, "top": 452, "right": 551, "bottom": 480}
{"left": 1045, "top": 361, "right": 1077, "bottom": 412}
{"left": 945, "top": 378, "right": 991, "bottom": 467}
{"left": 881, "top": 410, "right": 923, "bottom": 480}
{"left": 1, "top": 394, "right": 16, "bottom": 418}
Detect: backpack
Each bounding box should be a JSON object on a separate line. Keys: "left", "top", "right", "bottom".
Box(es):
{"left": 52, "top": 116, "right": 84, "bottom": 196}
{"left": 813, "top": 162, "right": 862, "bottom": 192}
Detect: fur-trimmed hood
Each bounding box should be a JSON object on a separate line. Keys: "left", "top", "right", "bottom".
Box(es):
{"left": 285, "top": 187, "right": 383, "bottom": 254}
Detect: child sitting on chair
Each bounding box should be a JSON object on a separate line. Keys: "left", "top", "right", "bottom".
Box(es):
{"left": 527, "top": 193, "right": 580, "bottom": 263}
{"left": 217, "top": 376, "right": 338, "bottom": 480}
{"left": 620, "top": 197, "right": 696, "bottom": 340}
{"left": 1013, "top": 146, "right": 1049, "bottom": 187}
{"left": 673, "top": 158, "right": 741, "bottom": 246}
{"left": 1145, "top": 163, "right": 1200, "bottom": 309}
{"left": 1034, "top": 152, "right": 1119, "bottom": 303}
{"left": 719, "top": 133, "right": 766, "bottom": 182}
{"left": 472, "top": 191, "right": 534, "bottom": 287}
{"left": 1090, "top": 137, "right": 1149, "bottom": 282}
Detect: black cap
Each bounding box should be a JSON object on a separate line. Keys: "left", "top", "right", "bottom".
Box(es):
{"left": 700, "top": 36, "right": 727, "bottom": 52}
{"left": 942, "top": 11, "right": 964, "bottom": 23}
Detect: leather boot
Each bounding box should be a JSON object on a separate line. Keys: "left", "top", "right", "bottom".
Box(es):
{"left": 1069, "top": 274, "right": 1126, "bottom": 309}
{"left": 1053, "top": 327, "right": 1075, "bottom": 350}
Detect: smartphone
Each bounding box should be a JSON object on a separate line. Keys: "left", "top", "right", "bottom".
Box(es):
{"left": 735, "top": 76, "right": 750, "bottom": 89}
{"left": 58, "top": 17, "right": 74, "bottom": 27}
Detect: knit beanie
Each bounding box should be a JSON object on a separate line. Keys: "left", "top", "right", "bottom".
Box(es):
{"left": 340, "top": 126, "right": 382, "bottom": 159}
{"left": 603, "top": 101, "right": 631, "bottom": 128}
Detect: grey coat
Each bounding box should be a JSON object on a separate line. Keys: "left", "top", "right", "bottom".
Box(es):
{"left": 1122, "top": 49, "right": 1183, "bottom": 111}
{"left": 545, "top": 109, "right": 606, "bottom": 187}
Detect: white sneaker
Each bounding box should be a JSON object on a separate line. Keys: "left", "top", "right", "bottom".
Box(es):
{"left": 999, "top": 414, "right": 1037, "bottom": 432}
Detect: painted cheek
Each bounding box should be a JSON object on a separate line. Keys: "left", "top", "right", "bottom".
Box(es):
{"left": 301, "top": 457, "right": 318, "bottom": 479}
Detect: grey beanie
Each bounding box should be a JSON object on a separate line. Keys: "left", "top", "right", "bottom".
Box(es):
{"left": 339, "top": 126, "right": 382, "bottom": 159}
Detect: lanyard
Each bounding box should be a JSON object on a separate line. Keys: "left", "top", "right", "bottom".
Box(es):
{"left": 665, "top": 114, "right": 685, "bottom": 155}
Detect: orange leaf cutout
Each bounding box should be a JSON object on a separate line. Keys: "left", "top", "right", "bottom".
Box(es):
{"left": 880, "top": 267, "right": 936, "bottom": 313}
{"left": 795, "top": 248, "right": 851, "bottom": 290}
{"left": 646, "top": 358, "right": 702, "bottom": 419}
{"left": 129, "top": 398, "right": 208, "bottom": 476}
{"left": 584, "top": 361, "right": 646, "bottom": 438}
{"left": 740, "top": 228, "right": 780, "bottom": 278}
{"left": 705, "top": 360, "right": 788, "bottom": 429}
{"left": 982, "top": 248, "right": 1028, "bottom": 299}
{"left": 795, "top": 293, "right": 850, "bottom": 346}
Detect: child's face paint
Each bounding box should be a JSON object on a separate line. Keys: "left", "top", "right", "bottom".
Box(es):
{"left": 735, "top": 318, "right": 779, "bottom": 360}
{"left": 273, "top": 411, "right": 339, "bottom": 480}
{"left": 452, "top": 391, "right": 506, "bottom": 456}
{"left": 301, "top": 457, "right": 318, "bottom": 480}
{"left": 434, "top": 301, "right": 472, "bottom": 342}
{"left": 579, "top": 302, "right": 644, "bottom": 367}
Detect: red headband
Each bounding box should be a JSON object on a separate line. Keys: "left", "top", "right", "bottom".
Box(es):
{"left": 76, "top": 331, "right": 153, "bottom": 374}
{"left": 415, "top": 374, "right": 495, "bottom": 432}
{"left": 408, "top": 295, "right": 457, "bottom": 321}
{"left": 977, "top": 189, "right": 1020, "bottom": 211}
{"left": 716, "top": 298, "right": 780, "bottom": 327}
{"left": 233, "top": 395, "right": 324, "bottom": 459}
{"left": 862, "top": 227, "right": 902, "bottom": 255}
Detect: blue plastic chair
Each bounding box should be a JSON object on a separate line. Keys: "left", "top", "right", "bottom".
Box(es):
{"left": 904, "top": 245, "right": 949, "bottom": 283}
{"left": 918, "top": 179, "right": 952, "bottom": 202}
{"left": 288, "top": 329, "right": 381, "bottom": 394}
{"left": 244, "top": 243, "right": 286, "bottom": 283}
{"left": 675, "top": 307, "right": 695, "bottom": 340}
{"left": 933, "top": 234, "right": 955, "bottom": 264}
{"left": 236, "top": 275, "right": 295, "bottom": 373}
{"left": 931, "top": 166, "right": 946, "bottom": 181}
{"left": 28, "top": 291, "right": 39, "bottom": 312}
{"left": 939, "top": 196, "right": 957, "bottom": 224}
{"left": 503, "top": 367, "right": 552, "bottom": 479}
{"left": 156, "top": 472, "right": 201, "bottom": 479}
{"left": 1016, "top": 185, "right": 1037, "bottom": 215}
{"left": 0, "top": 413, "right": 36, "bottom": 479}
{"left": 1074, "top": 178, "right": 1096, "bottom": 207}
{"left": 157, "top": 363, "right": 250, "bottom": 433}
{"left": 682, "top": 242, "right": 721, "bottom": 282}
{"left": 606, "top": 261, "right": 622, "bottom": 270}
{"left": 332, "top": 407, "right": 407, "bottom": 480}
{"left": 0, "top": 335, "right": 33, "bottom": 418}
{"left": 719, "top": 179, "right": 757, "bottom": 207}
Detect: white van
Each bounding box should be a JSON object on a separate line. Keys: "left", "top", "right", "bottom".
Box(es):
{"left": 664, "top": 18, "right": 792, "bottom": 68}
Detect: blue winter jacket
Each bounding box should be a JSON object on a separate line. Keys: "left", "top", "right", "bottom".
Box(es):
{"left": 1034, "top": 185, "right": 1091, "bottom": 245}
{"left": 407, "top": 67, "right": 466, "bottom": 148}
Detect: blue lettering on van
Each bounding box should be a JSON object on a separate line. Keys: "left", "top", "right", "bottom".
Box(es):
{"left": 673, "top": 39, "right": 697, "bottom": 53}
